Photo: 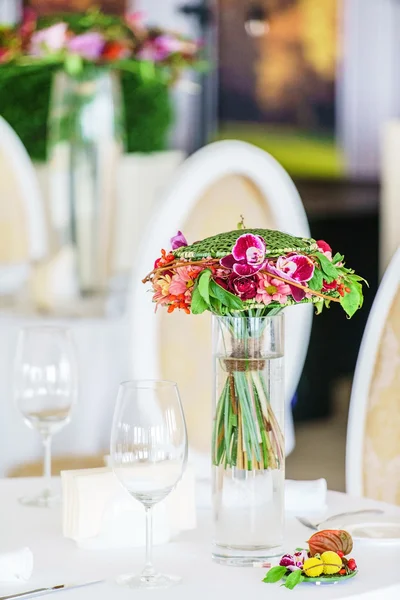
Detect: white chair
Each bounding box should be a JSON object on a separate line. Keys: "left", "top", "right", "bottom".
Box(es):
{"left": 129, "top": 140, "right": 313, "bottom": 473}
{"left": 346, "top": 247, "right": 400, "bottom": 503}
{"left": 0, "top": 116, "right": 47, "bottom": 294}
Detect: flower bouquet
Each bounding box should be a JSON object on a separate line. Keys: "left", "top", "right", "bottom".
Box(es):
{"left": 0, "top": 7, "right": 200, "bottom": 80}
{"left": 263, "top": 529, "right": 357, "bottom": 589}
{"left": 143, "top": 226, "right": 365, "bottom": 562}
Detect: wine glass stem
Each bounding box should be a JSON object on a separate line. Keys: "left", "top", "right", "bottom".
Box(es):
{"left": 42, "top": 435, "right": 52, "bottom": 494}
{"left": 142, "top": 506, "right": 156, "bottom": 578}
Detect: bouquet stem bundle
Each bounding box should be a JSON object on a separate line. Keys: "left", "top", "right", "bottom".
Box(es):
{"left": 213, "top": 316, "right": 284, "bottom": 472}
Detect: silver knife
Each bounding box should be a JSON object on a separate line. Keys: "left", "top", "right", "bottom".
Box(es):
{"left": 0, "top": 580, "right": 103, "bottom": 600}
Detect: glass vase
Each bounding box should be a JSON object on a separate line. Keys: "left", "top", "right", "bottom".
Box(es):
{"left": 212, "top": 314, "right": 285, "bottom": 566}
{"left": 47, "top": 67, "right": 124, "bottom": 315}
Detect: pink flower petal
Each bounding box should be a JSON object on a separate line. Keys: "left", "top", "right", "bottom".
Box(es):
{"left": 233, "top": 263, "right": 259, "bottom": 276}
{"left": 290, "top": 285, "right": 306, "bottom": 302}
{"left": 171, "top": 230, "right": 188, "bottom": 250}
{"left": 220, "top": 254, "right": 235, "bottom": 269}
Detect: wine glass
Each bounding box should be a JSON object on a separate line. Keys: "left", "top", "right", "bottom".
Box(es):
{"left": 14, "top": 326, "right": 78, "bottom": 507}
{"left": 110, "top": 380, "right": 188, "bottom": 590}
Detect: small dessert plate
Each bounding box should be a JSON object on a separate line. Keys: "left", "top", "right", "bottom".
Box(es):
{"left": 318, "top": 514, "right": 400, "bottom": 545}
{"left": 283, "top": 572, "right": 357, "bottom": 586}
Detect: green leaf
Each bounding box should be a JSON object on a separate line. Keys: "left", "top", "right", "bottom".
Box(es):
{"left": 209, "top": 295, "right": 223, "bottom": 314}
{"left": 315, "top": 300, "right": 324, "bottom": 315}
{"left": 209, "top": 280, "right": 244, "bottom": 310}
{"left": 332, "top": 252, "right": 344, "bottom": 264}
{"left": 340, "top": 280, "right": 363, "bottom": 318}
{"left": 198, "top": 269, "right": 212, "bottom": 305}
{"left": 64, "top": 53, "right": 83, "bottom": 76}
{"left": 308, "top": 266, "right": 324, "bottom": 291}
{"left": 191, "top": 285, "right": 208, "bottom": 315}
{"left": 262, "top": 566, "right": 287, "bottom": 583}
{"left": 315, "top": 252, "right": 339, "bottom": 283}
{"left": 284, "top": 570, "right": 303, "bottom": 590}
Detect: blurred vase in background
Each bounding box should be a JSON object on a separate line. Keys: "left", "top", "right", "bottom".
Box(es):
{"left": 47, "top": 67, "right": 124, "bottom": 315}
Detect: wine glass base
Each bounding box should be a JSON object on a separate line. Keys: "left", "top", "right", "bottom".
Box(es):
{"left": 19, "top": 490, "right": 60, "bottom": 508}
{"left": 116, "top": 573, "right": 181, "bottom": 590}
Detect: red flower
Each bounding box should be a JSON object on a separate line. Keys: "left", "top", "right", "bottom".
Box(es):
{"left": 154, "top": 249, "right": 174, "bottom": 269}
{"left": 102, "top": 41, "right": 129, "bottom": 61}
{"left": 317, "top": 240, "right": 332, "bottom": 260}
{"left": 214, "top": 277, "right": 229, "bottom": 291}
{"left": 323, "top": 279, "right": 338, "bottom": 290}
{"left": 232, "top": 275, "right": 258, "bottom": 300}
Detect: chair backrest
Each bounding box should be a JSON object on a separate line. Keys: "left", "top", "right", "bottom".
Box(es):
{"left": 0, "top": 116, "right": 47, "bottom": 264}
{"left": 346, "top": 247, "right": 400, "bottom": 502}
{"left": 129, "top": 140, "right": 312, "bottom": 469}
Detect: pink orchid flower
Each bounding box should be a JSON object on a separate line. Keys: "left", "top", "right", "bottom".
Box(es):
{"left": 29, "top": 23, "right": 68, "bottom": 56}
{"left": 279, "top": 554, "right": 302, "bottom": 572}
{"left": 220, "top": 233, "right": 267, "bottom": 276}
{"left": 268, "top": 253, "right": 315, "bottom": 302}
{"left": 170, "top": 231, "right": 188, "bottom": 250}
{"left": 67, "top": 32, "right": 105, "bottom": 60}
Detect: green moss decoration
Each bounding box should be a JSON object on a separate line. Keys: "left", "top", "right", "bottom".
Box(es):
{"left": 0, "top": 65, "right": 173, "bottom": 161}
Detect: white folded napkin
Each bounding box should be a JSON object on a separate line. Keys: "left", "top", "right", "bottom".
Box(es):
{"left": 0, "top": 548, "right": 33, "bottom": 582}
{"left": 61, "top": 466, "right": 196, "bottom": 549}
{"left": 285, "top": 479, "right": 328, "bottom": 514}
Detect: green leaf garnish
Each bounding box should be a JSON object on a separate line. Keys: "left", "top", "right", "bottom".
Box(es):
{"left": 315, "top": 252, "right": 339, "bottom": 282}
{"left": 308, "top": 266, "right": 324, "bottom": 291}
{"left": 209, "top": 279, "right": 244, "bottom": 311}
{"left": 315, "top": 300, "right": 324, "bottom": 315}
{"left": 332, "top": 252, "right": 344, "bottom": 264}
{"left": 340, "top": 279, "right": 363, "bottom": 318}
{"left": 197, "top": 269, "right": 212, "bottom": 305}
{"left": 262, "top": 566, "right": 287, "bottom": 583}
{"left": 191, "top": 285, "right": 208, "bottom": 314}
{"left": 283, "top": 570, "right": 303, "bottom": 590}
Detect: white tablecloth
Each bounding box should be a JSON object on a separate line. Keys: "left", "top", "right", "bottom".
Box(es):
{"left": 1, "top": 478, "right": 400, "bottom": 599}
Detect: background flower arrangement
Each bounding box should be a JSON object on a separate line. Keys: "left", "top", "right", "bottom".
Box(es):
{"left": 0, "top": 8, "right": 201, "bottom": 160}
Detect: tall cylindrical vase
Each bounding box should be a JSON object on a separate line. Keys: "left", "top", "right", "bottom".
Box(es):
{"left": 212, "top": 314, "right": 285, "bottom": 566}
{"left": 47, "top": 67, "right": 124, "bottom": 314}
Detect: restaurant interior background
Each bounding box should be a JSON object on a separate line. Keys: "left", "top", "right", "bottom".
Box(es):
{"left": 0, "top": 0, "right": 399, "bottom": 491}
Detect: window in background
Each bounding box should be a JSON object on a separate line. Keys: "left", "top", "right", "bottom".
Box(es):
{"left": 217, "top": 0, "right": 341, "bottom": 179}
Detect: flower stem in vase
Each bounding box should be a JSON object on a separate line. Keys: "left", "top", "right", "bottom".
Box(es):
{"left": 213, "top": 333, "right": 284, "bottom": 472}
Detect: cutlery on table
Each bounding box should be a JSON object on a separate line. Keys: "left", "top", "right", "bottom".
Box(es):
{"left": 296, "top": 508, "right": 385, "bottom": 531}
{"left": 0, "top": 580, "right": 103, "bottom": 600}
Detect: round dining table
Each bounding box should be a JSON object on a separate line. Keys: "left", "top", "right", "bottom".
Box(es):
{"left": 0, "top": 478, "right": 399, "bottom": 599}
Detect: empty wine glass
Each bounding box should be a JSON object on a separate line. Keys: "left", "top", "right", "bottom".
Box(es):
{"left": 14, "top": 326, "right": 78, "bottom": 507}
{"left": 110, "top": 380, "right": 188, "bottom": 590}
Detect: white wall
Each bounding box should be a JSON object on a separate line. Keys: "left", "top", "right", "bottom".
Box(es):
{"left": 0, "top": 0, "right": 22, "bottom": 24}
{"left": 338, "top": 0, "right": 400, "bottom": 179}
